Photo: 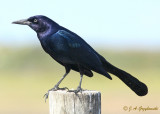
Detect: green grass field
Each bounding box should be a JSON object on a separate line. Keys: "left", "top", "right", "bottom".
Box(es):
{"left": 0, "top": 47, "right": 160, "bottom": 114}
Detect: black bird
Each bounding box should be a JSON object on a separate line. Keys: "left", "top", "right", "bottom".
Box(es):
{"left": 12, "top": 15, "right": 148, "bottom": 100}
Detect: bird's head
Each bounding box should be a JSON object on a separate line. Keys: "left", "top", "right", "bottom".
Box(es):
{"left": 12, "top": 15, "right": 59, "bottom": 37}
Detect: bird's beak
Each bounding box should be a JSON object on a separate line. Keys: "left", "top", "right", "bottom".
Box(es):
{"left": 12, "top": 19, "right": 31, "bottom": 25}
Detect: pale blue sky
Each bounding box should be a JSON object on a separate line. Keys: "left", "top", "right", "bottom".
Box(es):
{"left": 0, "top": 0, "right": 160, "bottom": 50}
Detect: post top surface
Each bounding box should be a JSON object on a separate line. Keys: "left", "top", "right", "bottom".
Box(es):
{"left": 49, "top": 90, "right": 101, "bottom": 94}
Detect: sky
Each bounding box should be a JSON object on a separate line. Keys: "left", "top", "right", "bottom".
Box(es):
{"left": 0, "top": 0, "right": 160, "bottom": 50}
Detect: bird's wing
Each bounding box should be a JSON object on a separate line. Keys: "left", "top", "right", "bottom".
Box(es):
{"left": 48, "top": 29, "right": 112, "bottom": 79}
{"left": 56, "top": 30, "right": 102, "bottom": 67}
{"left": 49, "top": 29, "right": 102, "bottom": 68}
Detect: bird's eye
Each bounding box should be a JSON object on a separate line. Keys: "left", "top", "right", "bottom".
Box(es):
{"left": 34, "top": 19, "right": 38, "bottom": 23}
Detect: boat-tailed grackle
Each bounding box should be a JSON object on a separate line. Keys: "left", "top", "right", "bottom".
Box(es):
{"left": 12, "top": 15, "right": 148, "bottom": 100}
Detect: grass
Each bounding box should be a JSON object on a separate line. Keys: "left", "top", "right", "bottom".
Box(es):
{"left": 0, "top": 46, "right": 160, "bottom": 114}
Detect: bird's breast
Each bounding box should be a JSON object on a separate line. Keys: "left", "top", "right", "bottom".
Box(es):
{"left": 40, "top": 38, "right": 75, "bottom": 64}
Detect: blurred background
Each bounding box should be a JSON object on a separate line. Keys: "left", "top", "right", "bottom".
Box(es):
{"left": 0, "top": 0, "right": 160, "bottom": 114}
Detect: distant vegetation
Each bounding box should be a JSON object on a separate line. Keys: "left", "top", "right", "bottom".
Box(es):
{"left": 1, "top": 46, "right": 160, "bottom": 74}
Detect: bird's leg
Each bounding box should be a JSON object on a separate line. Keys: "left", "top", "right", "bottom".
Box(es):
{"left": 51, "top": 72, "right": 69, "bottom": 91}
{"left": 44, "top": 67, "right": 70, "bottom": 102}
{"left": 76, "top": 74, "right": 84, "bottom": 92}
{"left": 68, "top": 73, "right": 84, "bottom": 94}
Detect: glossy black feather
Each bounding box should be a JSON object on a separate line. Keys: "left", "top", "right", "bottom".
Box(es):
{"left": 13, "top": 15, "right": 148, "bottom": 96}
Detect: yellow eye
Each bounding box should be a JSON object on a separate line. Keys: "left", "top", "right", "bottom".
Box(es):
{"left": 34, "top": 19, "right": 38, "bottom": 23}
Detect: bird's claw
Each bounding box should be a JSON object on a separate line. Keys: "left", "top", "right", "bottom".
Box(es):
{"left": 68, "top": 86, "right": 83, "bottom": 94}
{"left": 43, "top": 92, "right": 49, "bottom": 102}
{"left": 43, "top": 86, "right": 69, "bottom": 102}
{"left": 58, "top": 87, "right": 69, "bottom": 91}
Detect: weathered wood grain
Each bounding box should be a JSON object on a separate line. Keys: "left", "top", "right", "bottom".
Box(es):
{"left": 49, "top": 90, "right": 101, "bottom": 114}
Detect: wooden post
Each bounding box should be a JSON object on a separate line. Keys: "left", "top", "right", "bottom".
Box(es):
{"left": 49, "top": 90, "right": 101, "bottom": 114}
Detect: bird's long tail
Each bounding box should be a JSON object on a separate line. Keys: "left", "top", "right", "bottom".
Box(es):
{"left": 100, "top": 56, "right": 148, "bottom": 96}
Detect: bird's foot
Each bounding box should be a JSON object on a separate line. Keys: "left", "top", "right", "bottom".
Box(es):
{"left": 68, "top": 86, "right": 83, "bottom": 94}
{"left": 43, "top": 86, "right": 69, "bottom": 102}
